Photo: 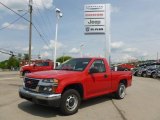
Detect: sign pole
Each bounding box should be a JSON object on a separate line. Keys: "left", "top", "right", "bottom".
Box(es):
{"left": 105, "top": 4, "right": 111, "bottom": 65}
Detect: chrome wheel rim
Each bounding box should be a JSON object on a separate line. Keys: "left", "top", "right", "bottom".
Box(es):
{"left": 66, "top": 94, "right": 78, "bottom": 111}
{"left": 143, "top": 73, "right": 147, "bottom": 77}
{"left": 153, "top": 73, "right": 157, "bottom": 78}
{"left": 119, "top": 85, "right": 126, "bottom": 98}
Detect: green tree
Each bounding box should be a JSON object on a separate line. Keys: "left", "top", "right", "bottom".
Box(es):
{"left": 56, "top": 56, "right": 72, "bottom": 63}
{"left": 23, "top": 54, "right": 29, "bottom": 60}
{"left": 7, "top": 56, "right": 19, "bottom": 69}
{"left": 0, "top": 60, "right": 8, "bottom": 69}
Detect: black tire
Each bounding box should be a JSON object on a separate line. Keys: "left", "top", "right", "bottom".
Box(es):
{"left": 142, "top": 72, "right": 147, "bottom": 77}
{"left": 134, "top": 72, "right": 138, "bottom": 76}
{"left": 60, "top": 89, "right": 81, "bottom": 115}
{"left": 23, "top": 71, "right": 30, "bottom": 76}
{"left": 152, "top": 72, "right": 157, "bottom": 79}
{"left": 115, "top": 83, "right": 126, "bottom": 99}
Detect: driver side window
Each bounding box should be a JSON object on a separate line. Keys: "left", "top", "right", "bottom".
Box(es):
{"left": 90, "top": 60, "right": 106, "bottom": 73}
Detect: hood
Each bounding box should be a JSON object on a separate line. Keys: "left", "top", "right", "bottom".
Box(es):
{"left": 26, "top": 70, "right": 82, "bottom": 80}
{"left": 148, "top": 68, "right": 156, "bottom": 71}
{"left": 22, "top": 64, "right": 34, "bottom": 68}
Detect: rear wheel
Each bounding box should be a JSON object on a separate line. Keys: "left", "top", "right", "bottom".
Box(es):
{"left": 115, "top": 83, "right": 126, "bottom": 99}
{"left": 60, "top": 89, "right": 81, "bottom": 115}
{"left": 142, "top": 72, "right": 147, "bottom": 77}
{"left": 152, "top": 72, "right": 157, "bottom": 79}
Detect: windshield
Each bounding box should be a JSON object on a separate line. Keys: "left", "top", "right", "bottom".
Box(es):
{"left": 148, "top": 65, "right": 160, "bottom": 69}
{"left": 55, "top": 58, "right": 91, "bottom": 71}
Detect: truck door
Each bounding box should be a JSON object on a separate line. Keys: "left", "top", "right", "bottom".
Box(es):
{"left": 32, "top": 62, "right": 43, "bottom": 72}
{"left": 85, "top": 59, "right": 111, "bottom": 96}
{"left": 32, "top": 62, "right": 50, "bottom": 72}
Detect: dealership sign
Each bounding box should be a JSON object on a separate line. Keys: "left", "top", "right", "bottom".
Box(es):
{"left": 84, "top": 4, "right": 109, "bottom": 34}
{"left": 84, "top": 19, "right": 105, "bottom": 26}
{"left": 84, "top": 4, "right": 111, "bottom": 64}
{"left": 85, "top": 26, "right": 105, "bottom": 33}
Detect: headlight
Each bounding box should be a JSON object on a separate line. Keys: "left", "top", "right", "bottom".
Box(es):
{"left": 41, "top": 79, "right": 59, "bottom": 86}
{"left": 39, "top": 79, "right": 59, "bottom": 94}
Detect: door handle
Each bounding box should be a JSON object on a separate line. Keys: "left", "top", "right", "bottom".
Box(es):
{"left": 104, "top": 74, "right": 108, "bottom": 78}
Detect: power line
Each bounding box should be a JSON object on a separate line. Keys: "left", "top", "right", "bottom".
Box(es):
{"left": 34, "top": 1, "right": 52, "bottom": 40}
{"left": 0, "top": 1, "right": 50, "bottom": 47}
{"left": 0, "top": 47, "right": 38, "bottom": 57}
{"left": 32, "top": 9, "right": 51, "bottom": 44}
{"left": 0, "top": 2, "right": 30, "bottom": 23}
{"left": 0, "top": 50, "right": 14, "bottom": 56}
{"left": 32, "top": 24, "right": 50, "bottom": 46}
{"left": 32, "top": 14, "right": 50, "bottom": 46}
{"left": 0, "top": 12, "right": 28, "bottom": 31}
{"left": 40, "top": 0, "right": 54, "bottom": 38}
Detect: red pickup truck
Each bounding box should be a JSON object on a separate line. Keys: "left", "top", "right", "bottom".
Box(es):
{"left": 19, "top": 58, "right": 132, "bottom": 115}
{"left": 20, "top": 60, "right": 60, "bottom": 76}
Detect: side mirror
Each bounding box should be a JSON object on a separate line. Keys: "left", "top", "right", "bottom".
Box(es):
{"left": 89, "top": 67, "right": 99, "bottom": 74}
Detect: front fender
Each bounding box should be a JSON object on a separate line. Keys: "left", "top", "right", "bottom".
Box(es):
{"left": 55, "top": 78, "right": 84, "bottom": 94}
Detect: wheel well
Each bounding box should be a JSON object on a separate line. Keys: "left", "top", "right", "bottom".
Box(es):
{"left": 151, "top": 72, "right": 155, "bottom": 75}
{"left": 142, "top": 71, "right": 146, "bottom": 74}
{"left": 22, "top": 70, "right": 30, "bottom": 76}
{"left": 63, "top": 84, "right": 84, "bottom": 98}
{"left": 120, "top": 79, "right": 128, "bottom": 87}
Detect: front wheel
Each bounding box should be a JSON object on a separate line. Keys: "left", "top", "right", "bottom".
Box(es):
{"left": 115, "top": 83, "right": 126, "bottom": 99}
{"left": 23, "top": 71, "right": 30, "bottom": 76}
{"left": 60, "top": 89, "right": 81, "bottom": 115}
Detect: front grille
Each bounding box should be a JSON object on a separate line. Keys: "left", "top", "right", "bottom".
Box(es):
{"left": 24, "top": 78, "right": 39, "bottom": 89}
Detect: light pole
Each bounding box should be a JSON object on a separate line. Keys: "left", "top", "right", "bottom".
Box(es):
{"left": 54, "top": 8, "right": 62, "bottom": 69}
{"left": 28, "top": 0, "right": 32, "bottom": 65}
{"left": 80, "top": 44, "right": 84, "bottom": 57}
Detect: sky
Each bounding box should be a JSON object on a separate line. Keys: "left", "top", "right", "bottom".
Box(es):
{"left": 0, "top": 0, "right": 160, "bottom": 63}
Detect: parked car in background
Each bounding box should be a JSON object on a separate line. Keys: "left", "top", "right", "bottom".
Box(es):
{"left": 157, "top": 68, "right": 160, "bottom": 78}
{"left": 132, "top": 67, "right": 141, "bottom": 76}
{"left": 111, "top": 65, "right": 130, "bottom": 71}
{"left": 146, "top": 64, "right": 160, "bottom": 78}
{"left": 138, "top": 63, "right": 160, "bottom": 77}
{"left": 20, "top": 60, "right": 60, "bottom": 76}
{"left": 118, "top": 63, "right": 135, "bottom": 71}
{"left": 137, "top": 65, "right": 148, "bottom": 77}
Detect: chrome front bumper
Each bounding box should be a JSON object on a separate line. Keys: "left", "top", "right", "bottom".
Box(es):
{"left": 19, "top": 87, "right": 61, "bottom": 107}
{"left": 19, "top": 87, "right": 61, "bottom": 101}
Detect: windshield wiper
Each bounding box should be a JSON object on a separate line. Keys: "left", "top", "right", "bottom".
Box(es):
{"left": 54, "top": 69, "right": 61, "bottom": 70}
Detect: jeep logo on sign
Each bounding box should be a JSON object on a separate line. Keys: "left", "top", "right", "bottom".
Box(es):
{"left": 88, "top": 19, "right": 101, "bottom": 25}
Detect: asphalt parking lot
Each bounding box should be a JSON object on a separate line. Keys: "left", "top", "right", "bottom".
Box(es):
{"left": 0, "top": 72, "right": 160, "bottom": 120}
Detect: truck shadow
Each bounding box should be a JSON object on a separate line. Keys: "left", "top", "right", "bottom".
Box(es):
{"left": 18, "top": 94, "right": 112, "bottom": 117}
{"left": 18, "top": 102, "right": 59, "bottom": 117}
{"left": 80, "top": 94, "right": 112, "bottom": 109}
